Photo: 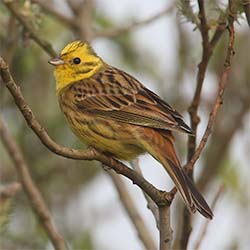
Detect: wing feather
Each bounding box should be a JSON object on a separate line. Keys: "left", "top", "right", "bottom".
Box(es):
{"left": 70, "top": 66, "right": 193, "bottom": 134}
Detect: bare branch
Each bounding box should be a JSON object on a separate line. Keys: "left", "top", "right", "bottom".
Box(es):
{"left": 107, "top": 168, "right": 157, "bottom": 250}
{"left": 94, "top": 4, "right": 174, "bottom": 38}
{"left": 75, "top": 0, "right": 94, "bottom": 40}
{"left": 187, "top": 0, "right": 211, "bottom": 163}
{"left": 181, "top": 1, "right": 236, "bottom": 248}
{"left": 0, "top": 57, "right": 172, "bottom": 207}
{"left": 185, "top": 0, "right": 236, "bottom": 172}
{"left": 159, "top": 205, "right": 172, "bottom": 250}
{"left": 0, "top": 117, "right": 68, "bottom": 250}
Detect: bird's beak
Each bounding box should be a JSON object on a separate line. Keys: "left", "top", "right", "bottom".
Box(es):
{"left": 48, "top": 57, "right": 65, "bottom": 66}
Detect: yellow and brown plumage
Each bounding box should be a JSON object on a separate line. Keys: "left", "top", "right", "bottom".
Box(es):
{"left": 49, "top": 40, "right": 213, "bottom": 219}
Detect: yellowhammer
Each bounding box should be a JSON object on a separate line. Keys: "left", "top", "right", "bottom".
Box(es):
{"left": 49, "top": 40, "right": 213, "bottom": 219}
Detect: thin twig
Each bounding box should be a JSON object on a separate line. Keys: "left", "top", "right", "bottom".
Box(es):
{"left": 198, "top": 96, "right": 250, "bottom": 191}
{"left": 181, "top": 1, "right": 211, "bottom": 248}
{"left": 106, "top": 167, "right": 157, "bottom": 250}
{"left": 3, "top": 0, "right": 57, "bottom": 57}
{"left": 194, "top": 185, "right": 225, "bottom": 250}
{"left": 0, "top": 117, "right": 68, "bottom": 250}
{"left": 187, "top": 0, "right": 211, "bottom": 164}
{"left": 0, "top": 57, "right": 172, "bottom": 207}
{"left": 130, "top": 159, "right": 160, "bottom": 229}
{"left": 94, "top": 4, "right": 174, "bottom": 38}
{"left": 181, "top": 1, "right": 236, "bottom": 249}
{"left": 185, "top": 0, "right": 235, "bottom": 172}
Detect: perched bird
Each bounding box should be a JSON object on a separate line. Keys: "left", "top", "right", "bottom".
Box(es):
{"left": 49, "top": 40, "right": 213, "bottom": 219}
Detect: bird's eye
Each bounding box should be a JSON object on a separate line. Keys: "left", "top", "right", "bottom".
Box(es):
{"left": 73, "top": 57, "right": 81, "bottom": 64}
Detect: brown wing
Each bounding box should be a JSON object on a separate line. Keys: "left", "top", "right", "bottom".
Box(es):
{"left": 70, "top": 66, "right": 193, "bottom": 134}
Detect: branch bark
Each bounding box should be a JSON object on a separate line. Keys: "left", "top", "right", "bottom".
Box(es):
{"left": 159, "top": 205, "right": 172, "bottom": 250}
{"left": 181, "top": 1, "right": 236, "bottom": 249}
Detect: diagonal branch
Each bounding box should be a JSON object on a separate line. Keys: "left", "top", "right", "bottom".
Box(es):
{"left": 187, "top": 0, "right": 211, "bottom": 163}
{"left": 185, "top": 0, "right": 236, "bottom": 172}
{"left": 0, "top": 117, "right": 68, "bottom": 250}
{"left": 181, "top": 1, "right": 236, "bottom": 249}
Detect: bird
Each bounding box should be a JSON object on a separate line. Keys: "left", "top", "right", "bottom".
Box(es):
{"left": 48, "top": 40, "right": 213, "bottom": 219}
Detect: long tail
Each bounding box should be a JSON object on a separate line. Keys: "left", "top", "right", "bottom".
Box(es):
{"left": 138, "top": 128, "right": 213, "bottom": 219}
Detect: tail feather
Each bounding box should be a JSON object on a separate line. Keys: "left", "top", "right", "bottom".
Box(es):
{"left": 164, "top": 158, "right": 213, "bottom": 219}
{"left": 166, "top": 160, "right": 196, "bottom": 213}
{"left": 139, "top": 128, "right": 213, "bottom": 219}
{"left": 183, "top": 172, "right": 213, "bottom": 219}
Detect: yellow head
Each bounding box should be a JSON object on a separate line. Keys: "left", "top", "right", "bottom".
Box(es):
{"left": 49, "top": 40, "right": 104, "bottom": 95}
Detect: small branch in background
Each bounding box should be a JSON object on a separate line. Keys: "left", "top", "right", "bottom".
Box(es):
{"left": 30, "top": 0, "right": 77, "bottom": 29}
{"left": 0, "top": 117, "right": 68, "bottom": 250}
{"left": 94, "top": 4, "right": 174, "bottom": 38}
{"left": 188, "top": 0, "right": 210, "bottom": 164}
{"left": 185, "top": 0, "right": 236, "bottom": 172}
{"left": 130, "top": 159, "right": 160, "bottom": 229}
{"left": 182, "top": 1, "right": 236, "bottom": 249}
{"left": 3, "top": 0, "right": 57, "bottom": 57}
{"left": 159, "top": 205, "right": 172, "bottom": 250}
{"left": 182, "top": 1, "right": 211, "bottom": 248}
{"left": 194, "top": 185, "right": 225, "bottom": 250}
{"left": 198, "top": 96, "right": 250, "bottom": 191}
{"left": 75, "top": 0, "right": 94, "bottom": 41}
{"left": 105, "top": 166, "right": 157, "bottom": 250}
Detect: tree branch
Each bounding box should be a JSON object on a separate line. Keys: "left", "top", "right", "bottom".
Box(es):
{"left": 185, "top": 0, "right": 236, "bottom": 172}
{"left": 30, "top": 0, "right": 77, "bottom": 29}
{"left": 181, "top": 1, "right": 236, "bottom": 249}
{"left": 187, "top": 0, "right": 211, "bottom": 164}
{"left": 159, "top": 205, "right": 172, "bottom": 250}
{"left": 0, "top": 117, "right": 68, "bottom": 250}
